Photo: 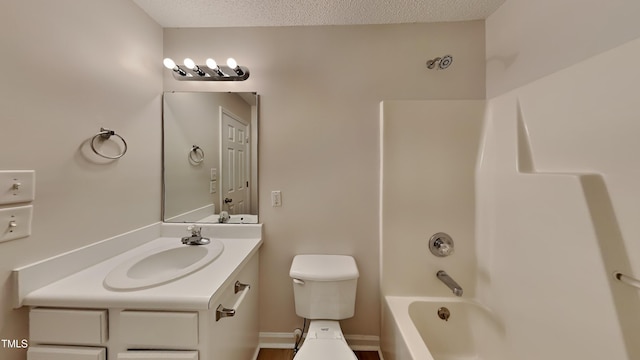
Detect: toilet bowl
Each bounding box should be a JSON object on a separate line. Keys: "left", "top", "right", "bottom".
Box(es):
{"left": 289, "top": 255, "right": 359, "bottom": 360}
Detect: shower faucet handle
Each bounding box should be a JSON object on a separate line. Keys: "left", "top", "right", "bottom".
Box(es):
{"left": 429, "top": 232, "right": 454, "bottom": 257}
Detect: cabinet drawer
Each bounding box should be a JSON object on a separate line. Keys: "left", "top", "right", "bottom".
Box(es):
{"left": 120, "top": 311, "right": 198, "bottom": 348}
{"left": 117, "top": 351, "right": 198, "bottom": 360}
{"left": 27, "top": 345, "right": 106, "bottom": 360}
{"left": 30, "top": 308, "right": 108, "bottom": 345}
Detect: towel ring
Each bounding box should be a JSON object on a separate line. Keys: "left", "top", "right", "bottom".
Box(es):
{"left": 189, "top": 145, "right": 205, "bottom": 164}
{"left": 91, "top": 127, "right": 128, "bottom": 160}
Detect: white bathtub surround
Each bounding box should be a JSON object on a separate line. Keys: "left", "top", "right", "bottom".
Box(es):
{"left": 380, "top": 36, "right": 640, "bottom": 360}
{"left": 379, "top": 100, "right": 484, "bottom": 360}
{"left": 474, "top": 38, "right": 640, "bottom": 359}
{"left": 380, "top": 100, "right": 484, "bottom": 298}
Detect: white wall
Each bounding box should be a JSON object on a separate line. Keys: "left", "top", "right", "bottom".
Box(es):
{"left": 486, "top": 0, "right": 640, "bottom": 97}
{"left": 0, "top": 1, "right": 162, "bottom": 359}
{"left": 162, "top": 21, "right": 486, "bottom": 337}
{"left": 480, "top": 1, "right": 640, "bottom": 358}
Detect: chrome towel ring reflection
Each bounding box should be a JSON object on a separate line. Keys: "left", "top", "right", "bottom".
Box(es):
{"left": 91, "top": 127, "right": 128, "bottom": 159}
{"left": 189, "top": 145, "right": 205, "bottom": 164}
{"left": 614, "top": 271, "right": 640, "bottom": 290}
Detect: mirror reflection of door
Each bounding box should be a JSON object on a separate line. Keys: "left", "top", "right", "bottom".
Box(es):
{"left": 220, "top": 107, "right": 250, "bottom": 214}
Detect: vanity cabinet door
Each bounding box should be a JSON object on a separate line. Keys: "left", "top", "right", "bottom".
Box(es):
{"left": 27, "top": 345, "right": 105, "bottom": 360}
{"left": 205, "top": 252, "right": 259, "bottom": 360}
{"left": 29, "top": 308, "right": 108, "bottom": 346}
{"left": 117, "top": 351, "right": 198, "bottom": 360}
{"left": 119, "top": 311, "right": 199, "bottom": 348}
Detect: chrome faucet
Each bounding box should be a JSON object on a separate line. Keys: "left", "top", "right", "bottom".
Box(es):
{"left": 436, "top": 270, "right": 463, "bottom": 296}
{"left": 181, "top": 225, "right": 210, "bottom": 245}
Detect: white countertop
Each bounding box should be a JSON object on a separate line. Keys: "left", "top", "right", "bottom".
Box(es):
{"left": 22, "top": 236, "right": 262, "bottom": 311}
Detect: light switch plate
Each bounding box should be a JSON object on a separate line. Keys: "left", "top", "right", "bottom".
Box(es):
{"left": 0, "top": 205, "right": 33, "bottom": 243}
{"left": 271, "top": 190, "right": 282, "bottom": 207}
{"left": 0, "top": 170, "right": 35, "bottom": 205}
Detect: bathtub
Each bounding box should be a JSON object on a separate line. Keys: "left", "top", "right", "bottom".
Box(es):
{"left": 382, "top": 296, "right": 505, "bottom": 360}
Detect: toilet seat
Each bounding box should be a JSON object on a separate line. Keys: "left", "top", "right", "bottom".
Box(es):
{"left": 294, "top": 338, "right": 357, "bottom": 360}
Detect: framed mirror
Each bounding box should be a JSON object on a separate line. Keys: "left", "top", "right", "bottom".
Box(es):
{"left": 162, "top": 91, "right": 258, "bottom": 223}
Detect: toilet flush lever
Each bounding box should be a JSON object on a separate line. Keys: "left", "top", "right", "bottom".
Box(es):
{"left": 293, "top": 278, "right": 305, "bottom": 285}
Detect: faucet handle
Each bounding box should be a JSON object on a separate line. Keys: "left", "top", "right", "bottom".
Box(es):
{"left": 429, "top": 232, "right": 454, "bottom": 257}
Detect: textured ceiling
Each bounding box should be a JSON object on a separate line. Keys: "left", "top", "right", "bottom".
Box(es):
{"left": 133, "top": 0, "right": 506, "bottom": 28}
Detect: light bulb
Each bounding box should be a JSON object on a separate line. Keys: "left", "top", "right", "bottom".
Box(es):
{"left": 183, "top": 58, "right": 196, "bottom": 70}
{"left": 163, "top": 58, "right": 177, "bottom": 69}
{"left": 163, "top": 57, "right": 187, "bottom": 76}
{"left": 226, "top": 58, "right": 238, "bottom": 69}
{"left": 206, "top": 58, "right": 218, "bottom": 70}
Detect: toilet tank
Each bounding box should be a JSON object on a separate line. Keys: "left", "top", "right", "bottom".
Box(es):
{"left": 289, "top": 255, "right": 359, "bottom": 320}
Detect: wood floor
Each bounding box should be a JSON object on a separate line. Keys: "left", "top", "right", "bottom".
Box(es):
{"left": 257, "top": 348, "right": 380, "bottom": 360}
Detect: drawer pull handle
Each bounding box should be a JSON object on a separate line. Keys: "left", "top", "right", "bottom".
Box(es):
{"left": 216, "top": 305, "right": 235, "bottom": 320}
{"left": 234, "top": 280, "right": 250, "bottom": 294}
{"left": 216, "top": 281, "right": 251, "bottom": 321}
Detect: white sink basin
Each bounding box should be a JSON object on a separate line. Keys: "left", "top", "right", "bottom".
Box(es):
{"left": 103, "top": 239, "right": 224, "bottom": 291}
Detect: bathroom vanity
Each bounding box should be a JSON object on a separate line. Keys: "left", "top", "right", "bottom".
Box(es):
{"left": 14, "top": 224, "right": 262, "bottom": 360}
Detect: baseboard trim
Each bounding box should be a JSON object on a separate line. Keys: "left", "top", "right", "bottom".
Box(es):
{"left": 259, "top": 332, "right": 293, "bottom": 349}
{"left": 251, "top": 346, "right": 260, "bottom": 360}
{"left": 259, "top": 332, "right": 380, "bottom": 351}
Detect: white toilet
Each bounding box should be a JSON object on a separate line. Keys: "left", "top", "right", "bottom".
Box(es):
{"left": 289, "top": 254, "right": 359, "bottom": 360}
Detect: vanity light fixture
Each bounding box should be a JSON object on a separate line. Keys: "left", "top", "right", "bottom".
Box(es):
{"left": 163, "top": 57, "right": 250, "bottom": 81}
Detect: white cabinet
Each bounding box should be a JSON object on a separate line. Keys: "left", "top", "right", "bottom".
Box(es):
{"left": 202, "top": 252, "right": 259, "bottom": 360}
{"left": 27, "top": 251, "right": 260, "bottom": 360}
{"left": 120, "top": 311, "right": 199, "bottom": 348}
{"left": 29, "top": 308, "right": 108, "bottom": 345}
{"left": 27, "top": 345, "right": 105, "bottom": 360}
{"left": 117, "top": 351, "right": 198, "bottom": 360}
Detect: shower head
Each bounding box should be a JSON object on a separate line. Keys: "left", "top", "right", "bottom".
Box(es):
{"left": 426, "top": 55, "right": 453, "bottom": 70}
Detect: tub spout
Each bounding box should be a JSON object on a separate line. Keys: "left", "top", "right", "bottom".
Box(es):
{"left": 437, "top": 270, "right": 463, "bottom": 297}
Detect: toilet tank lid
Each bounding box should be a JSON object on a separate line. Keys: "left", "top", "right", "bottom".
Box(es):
{"left": 290, "top": 255, "right": 359, "bottom": 281}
